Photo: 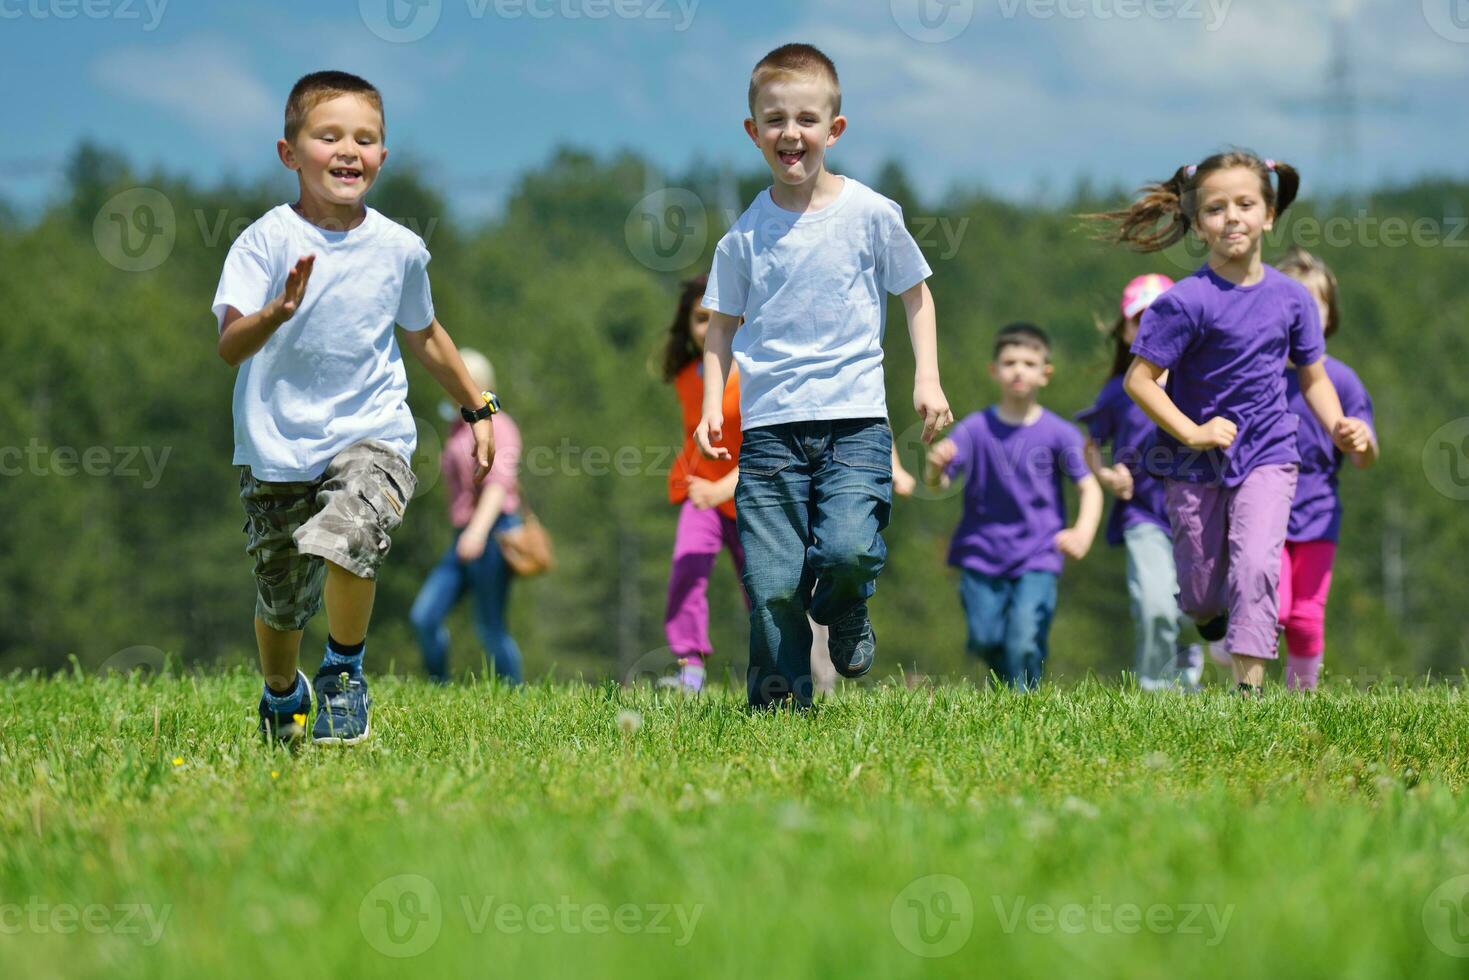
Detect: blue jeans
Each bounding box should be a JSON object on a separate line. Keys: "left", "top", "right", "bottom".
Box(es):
{"left": 959, "top": 569, "right": 1058, "bottom": 690}
{"left": 409, "top": 511, "right": 523, "bottom": 684}
{"left": 735, "top": 418, "right": 892, "bottom": 708}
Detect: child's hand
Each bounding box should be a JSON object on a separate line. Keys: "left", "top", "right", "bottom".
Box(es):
{"left": 1333, "top": 417, "right": 1372, "bottom": 455}
{"left": 687, "top": 477, "right": 724, "bottom": 510}
{"left": 694, "top": 413, "right": 731, "bottom": 461}
{"left": 926, "top": 438, "right": 957, "bottom": 473}
{"left": 914, "top": 378, "right": 954, "bottom": 444}
{"left": 471, "top": 418, "right": 496, "bottom": 484}
{"left": 269, "top": 255, "right": 314, "bottom": 323}
{"left": 456, "top": 526, "right": 489, "bottom": 563}
{"left": 1100, "top": 464, "right": 1134, "bottom": 501}
{"left": 1186, "top": 417, "right": 1237, "bottom": 451}
{"left": 1055, "top": 527, "right": 1094, "bottom": 561}
{"left": 893, "top": 463, "right": 917, "bottom": 498}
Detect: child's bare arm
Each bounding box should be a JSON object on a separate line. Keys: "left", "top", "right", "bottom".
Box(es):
{"left": 217, "top": 255, "right": 314, "bottom": 367}
{"left": 900, "top": 281, "right": 953, "bottom": 443}
{"left": 1056, "top": 473, "right": 1103, "bottom": 561}
{"left": 1124, "top": 357, "right": 1236, "bottom": 451}
{"left": 1298, "top": 360, "right": 1372, "bottom": 457}
{"left": 924, "top": 437, "right": 957, "bottom": 490}
{"left": 1083, "top": 437, "right": 1133, "bottom": 500}
{"left": 400, "top": 318, "right": 496, "bottom": 482}
{"left": 693, "top": 312, "right": 739, "bottom": 460}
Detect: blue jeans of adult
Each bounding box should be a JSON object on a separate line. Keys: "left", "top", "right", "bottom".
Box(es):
{"left": 410, "top": 511, "right": 523, "bottom": 684}
{"left": 959, "top": 568, "right": 1058, "bottom": 690}
{"left": 735, "top": 418, "right": 892, "bottom": 709}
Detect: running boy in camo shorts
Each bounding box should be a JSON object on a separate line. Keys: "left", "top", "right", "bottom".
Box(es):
{"left": 214, "top": 71, "right": 501, "bottom": 745}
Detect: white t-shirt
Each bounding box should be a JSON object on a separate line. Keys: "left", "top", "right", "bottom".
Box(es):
{"left": 211, "top": 205, "right": 434, "bottom": 482}
{"left": 701, "top": 176, "right": 931, "bottom": 430}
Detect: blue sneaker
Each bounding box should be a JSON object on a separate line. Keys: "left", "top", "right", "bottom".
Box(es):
{"left": 828, "top": 605, "right": 876, "bottom": 679}
{"left": 258, "top": 670, "right": 312, "bottom": 746}
{"left": 312, "top": 670, "right": 371, "bottom": 745}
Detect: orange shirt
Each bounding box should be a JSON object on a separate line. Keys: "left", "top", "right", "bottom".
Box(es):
{"left": 669, "top": 360, "right": 742, "bottom": 521}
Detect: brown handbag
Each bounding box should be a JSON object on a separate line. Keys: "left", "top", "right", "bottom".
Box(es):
{"left": 496, "top": 507, "right": 555, "bottom": 577}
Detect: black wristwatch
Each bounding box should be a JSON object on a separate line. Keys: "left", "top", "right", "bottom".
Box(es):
{"left": 461, "top": 390, "right": 501, "bottom": 424}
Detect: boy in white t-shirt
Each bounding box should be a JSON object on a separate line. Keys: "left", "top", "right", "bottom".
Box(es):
{"left": 214, "top": 71, "right": 500, "bottom": 746}
{"left": 695, "top": 44, "right": 953, "bottom": 708}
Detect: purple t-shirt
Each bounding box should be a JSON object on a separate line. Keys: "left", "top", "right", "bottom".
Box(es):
{"left": 1131, "top": 265, "right": 1326, "bottom": 488}
{"left": 1285, "top": 355, "right": 1374, "bottom": 542}
{"left": 944, "top": 407, "right": 1090, "bottom": 578}
{"left": 1075, "top": 375, "right": 1171, "bottom": 548}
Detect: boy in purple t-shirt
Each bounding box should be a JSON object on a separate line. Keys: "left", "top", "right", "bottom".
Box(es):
{"left": 1275, "top": 249, "right": 1378, "bottom": 691}
{"left": 925, "top": 323, "right": 1102, "bottom": 689}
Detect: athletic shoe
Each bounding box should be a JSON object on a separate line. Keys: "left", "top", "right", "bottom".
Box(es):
{"left": 828, "top": 605, "right": 877, "bottom": 678}
{"left": 258, "top": 670, "right": 312, "bottom": 746}
{"left": 1197, "top": 612, "right": 1229, "bottom": 643}
{"left": 657, "top": 661, "right": 706, "bottom": 694}
{"left": 312, "top": 670, "right": 371, "bottom": 745}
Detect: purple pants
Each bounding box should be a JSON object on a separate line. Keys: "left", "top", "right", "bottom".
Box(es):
{"left": 1164, "top": 464, "right": 1298, "bottom": 659}
{"left": 664, "top": 500, "right": 747, "bottom": 657}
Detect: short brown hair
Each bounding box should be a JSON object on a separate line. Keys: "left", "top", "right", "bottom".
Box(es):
{"left": 1276, "top": 247, "right": 1340, "bottom": 338}
{"left": 747, "top": 43, "right": 841, "bottom": 118}
{"left": 284, "top": 71, "right": 385, "bottom": 143}
{"left": 993, "top": 322, "right": 1052, "bottom": 361}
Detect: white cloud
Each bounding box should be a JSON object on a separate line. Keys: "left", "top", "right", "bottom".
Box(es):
{"left": 92, "top": 37, "right": 276, "bottom": 153}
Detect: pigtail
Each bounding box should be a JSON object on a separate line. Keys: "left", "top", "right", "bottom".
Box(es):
{"left": 1270, "top": 159, "right": 1301, "bottom": 218}
{"left": 1085, "top": 165, "right": 1196, "bottom": 254}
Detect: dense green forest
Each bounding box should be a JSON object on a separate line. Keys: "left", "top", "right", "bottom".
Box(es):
{"left": 2, "top": 143, "right": 1465, "bottom": 685}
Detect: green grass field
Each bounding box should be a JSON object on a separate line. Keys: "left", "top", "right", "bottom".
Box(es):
{"left": 2, "top": 671, "right": 1468, "bottom": 978}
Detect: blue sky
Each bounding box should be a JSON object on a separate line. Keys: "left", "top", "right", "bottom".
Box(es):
{"left": 2, "top": 0, "right": 1466, "bottom": 218}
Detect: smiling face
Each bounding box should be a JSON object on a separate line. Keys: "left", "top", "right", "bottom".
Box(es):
{"left": 989, "top": 342, "right": 1053, "bottom": 399}
{"left": 1193, "top": 166, "right": 1273, "bottom": 264}
{"left": 278, "top": 93, "right": 387, "bottom": 217}
{"left": 744, "top": 75, "right": 845, "bottom": 189}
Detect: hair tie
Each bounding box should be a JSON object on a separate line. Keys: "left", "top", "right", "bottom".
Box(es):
{"left": 1185, "top": 164, "right": 1198, "bottom": 178}
{"left": 1264, "top": 158, "right": 1277, "bottom": 172}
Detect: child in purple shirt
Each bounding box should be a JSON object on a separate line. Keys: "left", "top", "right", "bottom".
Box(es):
{"left": 1078, "top": 274, "right": 1203, "bottom": 691}
{"left": 925, "top": 323, "right": 1102, "bottom": 689}
{"left": 1275, "top": 248, "right": 1378, "bottom": 690}
{"left": 1099, "top": 150, "right": 1372, "bottom": 695}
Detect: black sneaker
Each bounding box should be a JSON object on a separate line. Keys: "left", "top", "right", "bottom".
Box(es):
{"left": 312, "top": 670, "right": 371, "bottom": 745}
{"left": 827, "top": 605, "right": 877, "bottom": 679}
{"left": 1197, "top": 612, "right": 1229, "bottom": 643}
{"left": 258, "top": 670, "right": 312, "bottom": 746}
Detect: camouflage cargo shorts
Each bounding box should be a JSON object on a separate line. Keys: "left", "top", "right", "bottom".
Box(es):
{"left": 239, "top": 439, "right": 418, "bottom": 631}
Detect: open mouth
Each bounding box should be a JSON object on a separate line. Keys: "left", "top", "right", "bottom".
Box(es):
{"left": 329, "top": 167, "right": 364, "bottom": 183}
{"left": 777, "top": 147, "right": 805, "bottom": 167}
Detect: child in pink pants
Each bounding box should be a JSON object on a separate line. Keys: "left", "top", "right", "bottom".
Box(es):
{"left": 1276, "top": 249, "right": 1378, "bottom": 690}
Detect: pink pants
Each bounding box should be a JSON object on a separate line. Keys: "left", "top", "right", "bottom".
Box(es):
{"left": 664, "top": 500, "right": 746, "bottom": 657}
{"left": 1278, "top": 540, "right": 1336, "bottom": 658}
{"left": 1165, "top": 464, "right": 1298, "bottom": 659}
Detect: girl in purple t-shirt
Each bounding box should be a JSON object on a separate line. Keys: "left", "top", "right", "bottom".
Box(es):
{"left": 1077, "top": 274, "right": 1203, "bottom": 692}
{"left": 1275, "top": 249, "right": 1378, "bottom": 691}
{"left": 1095, "top": 150, "right": 1373, "bottom": 695}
